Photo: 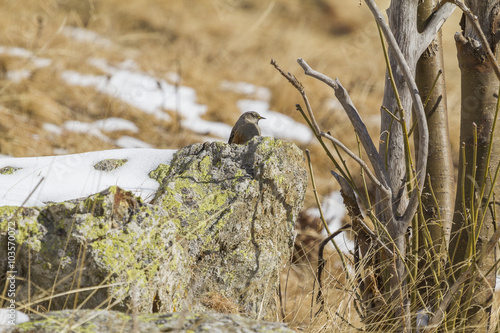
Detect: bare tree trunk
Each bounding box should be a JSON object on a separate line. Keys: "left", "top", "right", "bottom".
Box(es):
{"left": 448, "top": 0, "right": 500, "bottom": 330}
{"left": 414, "top": 0, "right": 454, "bottom": 312}
{"left": 377, "top": 3, "right": 420, "bottom": 331}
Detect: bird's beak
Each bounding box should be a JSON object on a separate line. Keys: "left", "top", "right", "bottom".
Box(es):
{"left": 259, "top": 116, "right": 266, "bottom": 120}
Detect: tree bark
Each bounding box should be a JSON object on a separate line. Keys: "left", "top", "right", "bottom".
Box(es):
{"left": 377, "top": 3, "right": 420, "bottom": 331}
{"left": 414, "top": 0, "right": 455, "bottom": 311}
{"left": 448, "top": 0, "right": 500, "bottom": 330}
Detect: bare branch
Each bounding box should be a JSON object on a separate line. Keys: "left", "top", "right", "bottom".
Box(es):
{"left": 445, "top": 0, "right": 500, "bottom": 80}
{"left": 418, "top": 3, "right": 456, "bottom": 56}
{"left": 296, "top": 58, "right": 391, "bottom": 191}
{"left": 270, "top": 59, "right": 321, "bottom": 135}
{"left": 332, "top": 169, "right": 395, "bottom": 257}
{"left": 321, "top": 132, "right": 391, "bottom": 197}
{"left": 364, "top": 0, "right": 429, "bottom": 228}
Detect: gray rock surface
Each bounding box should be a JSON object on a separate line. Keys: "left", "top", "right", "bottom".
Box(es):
{"left": 3, "top": 310, "right": 296, "bottom": 333}
{"left": 0, "top": 137, "right": 307, "bottom": 320}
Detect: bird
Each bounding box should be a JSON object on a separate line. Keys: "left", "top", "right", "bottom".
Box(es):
{"left": 228, "top": 111, "right": 266, "bottom": 144}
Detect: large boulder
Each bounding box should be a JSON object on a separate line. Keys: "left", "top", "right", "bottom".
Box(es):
{"left": 0, "top": 137, "right": 307, "bottom": 319}
{"left": 2, "top": 310, "right": 296, "bottom": 333}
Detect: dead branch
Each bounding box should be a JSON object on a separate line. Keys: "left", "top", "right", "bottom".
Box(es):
{"left": 271, "top": 59, "right": 390, "bottom": 197}
{"left": 296, "top": 58, "right": 390, "bottom": 193}
{"left": 315, "top": 223, "right": 351, "bottom": 316}
{"left": 364, "top": 0, "right": 429, "bottom": 230}
{"left": 270, "top": 59, "right": 321, "bottom": 135}
{"left": 418, "top": 3, "right": 456, "bottom": 56}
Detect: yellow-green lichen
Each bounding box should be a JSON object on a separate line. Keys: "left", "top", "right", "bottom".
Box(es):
{"left": 0, "top": 207, "right": 43, "bottom": 251}
{"left": 149, "top": 164, "right": 172, "bottom": 184}
{"left": 0, "top": 166, "right": 21, "bottom": 174}
{"left": 0, "top": 206, "right": 18, "bottom": 229}
{"left": 94, "top": 158, "right": 128, "bottom": 172}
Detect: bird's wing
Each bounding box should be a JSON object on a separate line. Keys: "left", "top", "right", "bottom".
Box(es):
{"left": 228, "top": 127, "right": 236, "bottom": 144}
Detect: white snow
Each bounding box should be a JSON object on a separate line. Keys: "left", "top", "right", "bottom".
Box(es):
{"left": 62, "top": 120, "right": 112, "bottom": 143}
{"left": 7, "top": 70, "right": 31, "bottom": 82}
{"left": 181, "top": 118, "right": 232, "bottom": 139}
{"left": 42, "top": 123, "right": 63, "bottom": 136}
{"left": 0, "top": 308, "right": 29, "bottom": 327}
{"left": 61, "top": 56, "right": 312, "bottom": 143}
{"left": 0, "top": 46, "right": 52, "bottom": 82}
{"left": 93, "top": 118, "right": 139, "bottom": 133}
{"left": 307, "top": 191, "right": 353, "bottom": 253}
{"left": 0, "top": 46, "right": 52, "bottom": 67}
{"left": 115, "top": 136, "right": 152, "bottom": 149}
{"left": 44, "top": 119, "right": 151, "bottom": 150}
{"left": 220, "top": 80, "right": 272, "bottom": 101}
{"left": 62, "top": 117, "right": 140, "bottom": 142}
{"left": 89, "top": 58, "right": 207, "bottom": 121}
{"left": 63, "top": 26, "right": 113, "bottom": 47}
{"left": 1, "top": 29, "right": 315, "bottom": 171}
{"left": 0, "top": 148, "right": 175, "bottom": 207}
{"left": 0, "top": 46, "right": 32, "bottom": 58}
{"left": 60, "top": 57, "right": 213, "bottom": 123}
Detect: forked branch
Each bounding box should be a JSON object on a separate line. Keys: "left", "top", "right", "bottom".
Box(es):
{"left": 296, "top": 58, "right": 390, "bottom": 192}
{"left": 271, "top": 59, "right": 391, "bottom": 199}
{"left": 418, "top": 3, "right": 456, "bottom": 56}
{"left": 364, "top": 0, "right": 429, "bottom": 229}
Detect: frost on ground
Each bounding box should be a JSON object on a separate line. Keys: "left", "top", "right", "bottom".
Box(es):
{"left": 0, "top": 149, "right": 175, "bottom": 207}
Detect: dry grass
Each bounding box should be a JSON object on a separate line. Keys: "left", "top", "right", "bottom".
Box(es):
{"left": 0, "top": 0, "right": 470, "bottom": 331}
{"left": 0, "top": 0, "right": 465, "bottom": 206}
{"left": 0, "top": 0, "right": 389, "bottom": 197}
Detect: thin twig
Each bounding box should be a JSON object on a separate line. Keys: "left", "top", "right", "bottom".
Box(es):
{"left": 316, "top": 224, "right": 352, "bottom": 315}
{"left": 272, "top": 59, "right": 391, "bottom": 199}
{"left": 330, "top": 170, "right": 394, "bottom": 258}
{"left": 306, "top": 150, "right": 351, "bottom": 279}
{"left": 320, "top": 132, "right": 390, "bottom": 197}
{"left": 270, "top": 59, "right": 321, "bottom": 134}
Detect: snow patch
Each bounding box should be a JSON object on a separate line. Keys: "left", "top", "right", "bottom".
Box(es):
{"left": 0, "top": 46, "right": 52, "bottom": 82}
{"left": 93, "top": 117, "right": 139, "bottom": 133}
{"left": 62, "top": 120, "right": 112, "bottom": 143}
{"left": 307, "top": 191, "right": 353, "bottom": 253}
{"left": 63, "top": 26, "right": 113, "bottom": 47}
{"left": 42, "top": 123, "right": 63, "bottom": 136}
{"left": 0, "top": 148, "right": 175, "bottom": 207}
{"left": 220, "top": 80, "right": 272, "bottom": 101}
{"left": 115, "top": 136, "right": 152, "bottom": 149}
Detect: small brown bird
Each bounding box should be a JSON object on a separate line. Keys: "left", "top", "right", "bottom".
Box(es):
{"left": 228, "top": 111, "right": 266, "bottom": 144}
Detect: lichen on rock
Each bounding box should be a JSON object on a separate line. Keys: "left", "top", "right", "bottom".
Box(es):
{"left": 0, "top": 137, "right": 307, "bottom": 321}
{"left": 94, "top": 158, "right": 128, "bottom": 171}
{"left": 3, "top": 310, "right": 296, "bottom": 333}
{"left": 0, "top": 166, "right": 21, "bottom": 175}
